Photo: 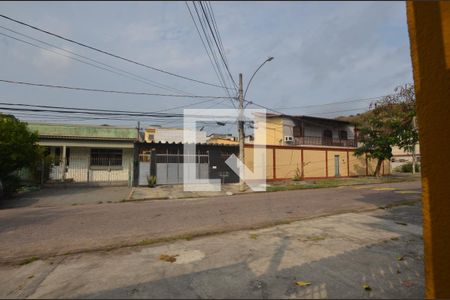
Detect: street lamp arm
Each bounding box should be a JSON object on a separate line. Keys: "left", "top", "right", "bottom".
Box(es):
{"left": 243, "top": 57, "right": 274, "bottom": 100}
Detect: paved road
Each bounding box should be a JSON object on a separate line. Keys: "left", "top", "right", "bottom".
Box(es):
{"left": 0, "top": 203, "right": 424, "bottom": 298}
{"left": 0, "top": 181, "right": 421, "bottom": 263}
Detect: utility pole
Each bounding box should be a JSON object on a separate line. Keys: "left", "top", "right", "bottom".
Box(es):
{"left": 238, "top": 73, "right": 245, "bottom": 192}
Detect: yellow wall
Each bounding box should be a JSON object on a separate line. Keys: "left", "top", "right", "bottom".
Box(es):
{"left": 406, "top": 3, "right": 450, "bottom": 297}
{"left": 208, "top": 138, "right": 238, "bottom": 145}
{"left": 244, "top": 146, "right": 391, "bottom": 180}
{"left": 244, "top": 147, "right": 274, "bottom": 180}
{"left": 263, "top": 118, "right": 284, "bottom": 145}
{"left": 348, "top": 152, "right": 367, "bottom": 176}
{"left": 275, "top": 148, "right": 302, "bottom": 179}
{"left": 327, "top": 151, "right": 348, "bottom": 177}
{"left": 303, "top": 149, "right": 327, "bottom": 178}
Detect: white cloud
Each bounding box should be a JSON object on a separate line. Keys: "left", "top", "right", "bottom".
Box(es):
{"left": 32, "top": 47, "right": 72, "bottom": 73}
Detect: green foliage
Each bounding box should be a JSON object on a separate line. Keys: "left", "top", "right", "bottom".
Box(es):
{"left": 0, "top": 114, "right": 42, "bottom": 181}
{"left": 395, "top": 162, "right": 420, "bottom": 173}
{"left": 354, "top": 84, "right": 417, "bottom": 176}
{"left": 147, "top": 175, "right": 157, "bottom": 187}
{"left": 292, "top": 166, "right": 302, "bottom": 181}
{"left": 1, "top": 174, "right": 22, "bottom": 195}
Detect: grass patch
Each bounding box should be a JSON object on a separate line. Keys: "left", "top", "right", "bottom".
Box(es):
{"left": 19, "top": 256, "right": 39, "bottom": 265}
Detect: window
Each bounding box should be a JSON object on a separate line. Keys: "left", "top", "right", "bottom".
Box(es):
{"left": 323, "top": 130, "right": 333, "bottom": 145}
{"left": 90, "top": 149, "right": 123, "bottom": 167}
{"left": 293, "top": 126, "right": 302, "bottom": 138}
{"left": 338, "top": 130, "right": 348, "bottom": 140}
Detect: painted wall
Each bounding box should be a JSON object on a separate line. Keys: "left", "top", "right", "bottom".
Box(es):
{"left": 327, "top": 151, "right": 349, "bottom": 177}
{"left": 244, "top": 147, "right": 274, "bottom": 180}
{"left": 49, "top": 147, "right": 133, "bottom": 183}
{"left": 275, "top": 148, "right": 302, "bottom": 179}
{"left": 303, "top": 149, "right": 327, "bottom": 178}
{"left": 348, "top": 152, "right": 367, "bottom": 176}
{"left": 243, "top": 145, "right": 389, "bottom": 180}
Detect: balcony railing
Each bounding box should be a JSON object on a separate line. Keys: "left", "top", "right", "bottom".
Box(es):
{"left": 294, "top": 136, "right": 356, "bottom": 147}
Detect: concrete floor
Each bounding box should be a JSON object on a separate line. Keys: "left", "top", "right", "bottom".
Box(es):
{"left": 0, "top": 203, "right": 423, "bottom": 299}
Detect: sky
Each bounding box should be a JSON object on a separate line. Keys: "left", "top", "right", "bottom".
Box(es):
{"left": 0, "top": 1, "right": 413, "bottom": 134}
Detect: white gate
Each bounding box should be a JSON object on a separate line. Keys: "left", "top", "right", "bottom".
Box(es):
{"left": 155, "top": 153, "right": 209, "bottom": 185}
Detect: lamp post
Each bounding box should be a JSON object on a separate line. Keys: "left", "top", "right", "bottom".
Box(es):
{"left": 238, "top": 57, "right": 274, "bottom": 192}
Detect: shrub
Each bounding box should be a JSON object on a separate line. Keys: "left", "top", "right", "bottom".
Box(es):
{"left": 2, "top": 175, "right": 22, "bottom": 196}
{"left": 397, "top": 162, "right": 420, "bottom": 173}
{"left": 147, "top": 175, "right": 157, "bottom": 187}
{"left": 292, "top": 166, "right": 302, "bottom": 181}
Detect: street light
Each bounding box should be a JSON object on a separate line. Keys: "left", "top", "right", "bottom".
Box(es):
{"left": 243, "top": 57, "right": 274, "bottom": 100}
{"left": 237, "top": 57, "right": 274, "bottom": 192}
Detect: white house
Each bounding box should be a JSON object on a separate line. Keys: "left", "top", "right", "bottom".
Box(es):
{"left": 28, "top": 123, "right": 138, "bottom": 185}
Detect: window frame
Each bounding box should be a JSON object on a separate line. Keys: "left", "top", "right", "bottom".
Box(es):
{"left": 89, "top": 148, "right": 123, "bottom": 170}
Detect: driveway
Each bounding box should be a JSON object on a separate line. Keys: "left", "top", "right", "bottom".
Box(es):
{"left": 0, "top": 186, "right": 132, "bottom": 208}
{"left": 0, "top": 202, "right": 423, "bottom": 298}
{"left": 0, "top": 181, "right": 421, "bottom": 263}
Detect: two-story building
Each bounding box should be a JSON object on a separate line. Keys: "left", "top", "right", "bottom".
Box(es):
{"left": 255, "top": 113, "right": 357, "bottom": 147}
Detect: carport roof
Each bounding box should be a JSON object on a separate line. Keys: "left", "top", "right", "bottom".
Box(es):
{"left": 28, "top": 123, "right": 138, "bottom": 141}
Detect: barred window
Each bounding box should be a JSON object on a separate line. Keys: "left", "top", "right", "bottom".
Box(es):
{"left": 338, "top": 130, "right": 348, "bottom": 140}
{"left": 90, "top": 149, "right": 122, "bottom": 167}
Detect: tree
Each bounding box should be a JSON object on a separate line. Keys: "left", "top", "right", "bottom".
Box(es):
{"left": 354, "top": 109, "right": 396, "bottom": 177}
{"left": 0, "top": 114, "right": 42, "bottom": 188}
{"left": 354, "top": 84, "right": 417, "bottom": 177}
{"left": 374, "top": 84, "right": 418, "bottom": 173}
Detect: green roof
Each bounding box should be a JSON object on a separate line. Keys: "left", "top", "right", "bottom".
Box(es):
{"left": 27, "top": 123, "right": 138, "bottom": 141}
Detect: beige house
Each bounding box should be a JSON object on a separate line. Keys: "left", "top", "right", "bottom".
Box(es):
{"left": 255, "top": 113, "right": 357, "bottom": 147}
{"left": 390, "top": 144, "right": 421, "bottom": 171}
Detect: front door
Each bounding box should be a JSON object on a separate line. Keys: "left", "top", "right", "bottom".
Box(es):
{"left": 335, "top": 155, "right": 340, "bottom": 177}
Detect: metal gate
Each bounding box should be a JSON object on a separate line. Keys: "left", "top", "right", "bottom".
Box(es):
{"left": 138, "top": 153, "right": 151, "bottom": 186}
{"left": 155, "top": 153, "right": 209, "bottom": 185}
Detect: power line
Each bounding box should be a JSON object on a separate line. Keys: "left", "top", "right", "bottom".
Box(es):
{"left": 0, "top": 31, "right": 191, "bottom": 95}
{"left": 0, "top": 14, "right": 234, "bottom": 90}
{"left": 199, "top": 1, "right": 237, "bottom": 90}
{"left": 273, "top": 95, "right": 386, "bottom": 110}
{"left": 185, "top": 1, "right": 236, "bottom": 107}
{"left": 0, "top": 25, "right": 195, "bottom": 95}
{"left": 0, "top": 79, "right": 235, "bottom": 99}
{"left": 0, "top": 101, "right": 239, "bottom": 119}
{"left": 191, "top": 2, "right": 237, "bottom": 105}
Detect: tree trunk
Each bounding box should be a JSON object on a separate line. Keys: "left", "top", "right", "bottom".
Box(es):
{"left": 412, "top": 147, "right": 416, "bottom": 174}
{"left": 374, "top": 159, "right": 383, "bottom": 177}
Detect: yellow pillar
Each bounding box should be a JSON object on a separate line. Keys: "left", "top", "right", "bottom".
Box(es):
{"left": 406, "top": 2, "right": 450, "bottom": 298}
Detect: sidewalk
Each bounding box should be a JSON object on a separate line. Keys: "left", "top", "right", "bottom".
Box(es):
{"left": 128, "top": 175, "right": 421, "bottom": 201}
{"left": 129, "top": 183, "right": 253, "bottom": 201}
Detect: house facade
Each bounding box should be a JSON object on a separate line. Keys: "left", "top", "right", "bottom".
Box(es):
{"left": 28, "top": 123, "right": 138, "bottom": 185}
{"left": 390, "top": 144, "right": 421, "bottom": 171}
{"left": 255, "top": 113, "right": 357, "bottom": 147}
